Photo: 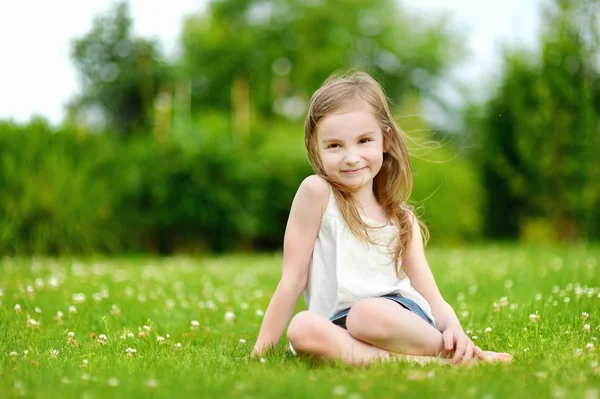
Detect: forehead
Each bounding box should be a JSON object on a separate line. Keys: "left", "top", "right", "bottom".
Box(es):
{"left": 317, "top": 104, "right": 381, "bottom": 139}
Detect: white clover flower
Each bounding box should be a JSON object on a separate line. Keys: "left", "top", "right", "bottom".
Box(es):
{"left": 146, "top": 379, "right": 158, "bottom": 389}
{"left": 582, "top": 312, "right": 590, "bottom": 321}
{"left": 584, "top": 324, "right": 591, "bottom": 333}
{"left": 259, "top": 357, "right": 266, "bottom": 363}
{"left": 69, "top": 306, "right": 77, "bottom": 314}
{"left": 224, "top": 311, "right": 236, "bottom": 322}
{"left": 535, "top": 293, "right": 543, "bottom": 301}
{"left": 575, "top": 348, "right": 583, "bottom": 356}
{"left": 484, "top": 327, "right": 492, "bottom": 333}
{"left": 126, "top": 348, "right": 137, "bottom": 354}
{"left": 175, "top": 342, "right": 182, "bottom": 348}
{"left": 99, "top": 334, "right": 107, "bottom": 340}
{"left": 23, "top": 350, "right": 28, "bottom": 357}
{"left": 166, "top": 334, "right": 170, "bottom": 338}
{"left": 564, "top": 297, "right": 571, "bottom": 303}
{"left": 51, "top": 349, "right": 59, "bottom": 358}
{"left": 120, "top": 335, "right": 126, "bottom": 340}
{"left": 127, "top": 332, "right": 134, "bottom": 338}
{"left": 35, "top": 307, "right": 42, "bottom": 313}
{"left": 471, "top": 335, "right": 478, "bottom": 340}
{"left": 587, "top": 343, "right": 594, "bottom": 352}
{"left": 500, "top": 297, "right": 508, "bottom": 307}
{"left": 143, "top": 325, "right": 151, "bottom": 332}
{"left": 14, "top": 304, "right": 22, "bottom": 313}
{"left": 68, "top": 332, "right": 75, "bottom": 337}
{"left": 82, "top": 359, "right": 88, "bottom": 366}
{"left": 26, "top": 318, "right": 39, "bottom": 328}
{"left": 10, "top": 351, "right": 18, "bottom": 357}
{"left": 157, "top": 336, "right": 165, "bottom": 343}
{"left": 530, "top": 313, "right": 541, "bottom": 323}
{"left": 255, "top": 309, "right": 264, "bottom": 317}
{"left": 56, "top": 311, "right": 64, "bottom": 318}
{"left": 239, "top": 339, "right": 246, "bottom": 344}
{"left": 72, "top": 293, "right": 86, "bottom": 303}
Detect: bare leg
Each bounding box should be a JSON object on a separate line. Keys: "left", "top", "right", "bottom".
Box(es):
{"left": 286, "top": 311, "right": 452, "bottom": 366}
{"left": 345, "top": 298, "right": 512, "bottom": 364}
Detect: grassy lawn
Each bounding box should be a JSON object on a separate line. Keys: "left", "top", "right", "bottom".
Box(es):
{"left": 1, "top": 244, "right": 600, "bottom": 398}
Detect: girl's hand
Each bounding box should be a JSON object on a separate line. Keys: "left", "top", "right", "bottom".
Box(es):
{"left": 442, "top": 325, "right": 483, "bottom": 364}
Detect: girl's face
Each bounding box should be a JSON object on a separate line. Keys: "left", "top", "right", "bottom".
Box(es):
{"left": 316, "top": 102, "right": 386, "bottom": 192}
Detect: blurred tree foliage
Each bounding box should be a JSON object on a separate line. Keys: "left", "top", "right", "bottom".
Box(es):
{"left": 179, "top": 0, "right": 464, "bottom": 122}
{"left": 478, "top": 0, "right": 600, "bottom": 241}
{"left": 68, "top": 2, "right": 170, "bottom": 135}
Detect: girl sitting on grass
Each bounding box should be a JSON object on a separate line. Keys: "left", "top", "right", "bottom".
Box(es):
{"left": 252, "top": 71, "right": 513, "bottom": 366}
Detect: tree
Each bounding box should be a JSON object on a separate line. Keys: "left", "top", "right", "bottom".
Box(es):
{"left": 69, "top": 2, "right": 170, "bottom": 135}
{"left": 479, "top": 0, "right": 600, "bottom": 241}
{"left": 179, "top": 0, "right": 465, "bottom": 123}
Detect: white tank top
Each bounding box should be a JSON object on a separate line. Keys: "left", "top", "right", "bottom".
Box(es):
{"left": 304, "top": 187, "right": 435, "bottom": 324}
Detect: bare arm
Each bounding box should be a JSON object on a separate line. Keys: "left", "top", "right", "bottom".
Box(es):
{"left": 252, "top": 175, "right": 329, "bottom": 356}
{"left": 401, "top": 213, "right": 460, "bottom": 332}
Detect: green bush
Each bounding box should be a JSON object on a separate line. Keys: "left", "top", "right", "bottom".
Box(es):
{"left": 0, "top": 118, "right": 481, "bottom": 255}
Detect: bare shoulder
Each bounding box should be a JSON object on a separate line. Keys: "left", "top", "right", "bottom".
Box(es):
{"left": 296, "top": 175, "right": 330, "bottom": 210}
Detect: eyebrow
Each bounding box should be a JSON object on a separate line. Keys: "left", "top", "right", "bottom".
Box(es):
{"left": 320, "top": 132, "right": 376, "bottom": 144}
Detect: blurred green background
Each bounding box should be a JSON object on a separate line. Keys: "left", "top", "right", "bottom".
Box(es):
{"left": 1, "top": 0, "right": 598, "bottom": 255}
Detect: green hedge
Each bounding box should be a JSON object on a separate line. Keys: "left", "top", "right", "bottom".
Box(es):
{"left": 0, "top": 119, "right": 481, "bottom": 255}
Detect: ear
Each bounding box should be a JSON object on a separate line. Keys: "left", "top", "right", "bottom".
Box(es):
{"left": 383, "top": 127, "right": 392, "bottom": 153}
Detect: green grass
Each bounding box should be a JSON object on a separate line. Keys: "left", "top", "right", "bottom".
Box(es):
{"left": 1, "top": 244, "right": 600, "bottom": 398}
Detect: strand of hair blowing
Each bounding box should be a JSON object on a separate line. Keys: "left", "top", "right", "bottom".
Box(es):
{"left": 304, "top": 71, "right": 429, "bottom": 278}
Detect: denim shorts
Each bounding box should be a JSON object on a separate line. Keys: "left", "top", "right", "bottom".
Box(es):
{"left": 329, "top": 295, "right": 436, "bottom": 329}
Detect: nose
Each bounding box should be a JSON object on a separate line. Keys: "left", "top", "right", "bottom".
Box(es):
{"left": 344, "top": 151, "right": 360, "bottom": 165}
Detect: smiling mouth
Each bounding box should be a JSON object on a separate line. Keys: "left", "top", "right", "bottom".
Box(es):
{"left": 341, "top": 167, "right": 366, "bottom": 174}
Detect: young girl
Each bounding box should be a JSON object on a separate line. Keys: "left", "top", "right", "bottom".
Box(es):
{"left": 251, "top": 71, "right": 513, "bottom": 366}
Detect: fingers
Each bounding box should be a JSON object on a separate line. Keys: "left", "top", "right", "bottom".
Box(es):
{"left": 462, "top": 341, "right": 474, "bottom": 364}
{"left": 453, "top": 339, "right": 467, "bottom": 363}
{"left": 474, "top": 345, "right": 484, "bottom": 358}
{"left": 442, "top": 330, "right": 455, "bottom": 352}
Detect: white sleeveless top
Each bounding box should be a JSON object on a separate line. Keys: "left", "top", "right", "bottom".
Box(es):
{"left": 304, "top": 188, "right": 435, "bottom": 324}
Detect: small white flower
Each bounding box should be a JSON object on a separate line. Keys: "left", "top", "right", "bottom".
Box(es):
{"left": 26, "top": 318, "right": 39, "bottom": 328}
{"left": 175, "top": 342, "right": 182, "bottom": 348}
{"left": 574, "top": 348, "right": 583, "bottom": 356}
{"left": 127, "top": 332, "right": 134, "bottom": 338}
{"left": 14, "top": 304, "right": 21, "bottom": 313}
{"left": 35, "top": 307, "right": 42, "bottom": 313}
{"left": 255, "top": 309, "right": 264, "bottom": 317}
{"left": 56, "top": 311, "right": 64, "bottom": 318}
{"left": 524, "top": 348, "right": 529, "bottom": 352}
{"left": 126, "top": 348, "right": 137, "bottom": 354}
{"left": 72, "top": 293, "right": 86, "bottom": 303}
{"left": 10, "top": 351, "right": 18, "bottom": 357}
{"left": 108, "top": 377, "right": 118, "bottom": 387}
{"left": 120, "top": 335, "right": 126, "bottom": 340}
{"left": 143, "top": 325, "right": 151, "bottom": 331}
{"left": 69, "top": 305, "right": 77, "bottom": 314}
{"left": 68, "top": 332, "right": 75, "bottom": 337}
{"left": 157, "top": 336, "right": 165, "bottom": 342}
{"left": 259, "top": 357, "right": 266, "bottom": 363}
{"left": 239, "top": 339, "right": 246, "bottom": 344}
{"left": 529, "top": 313, "right": 540, "bottom": 323}
{"left": 224, "top": 311, "right": 236, "bottom": 322}
{"left": 535, "top": 293, "right": 543, "bottom": 301}
{"left": 23, "top": 350, "right": 28, "bottom": 357}
{"left": 82, "top": 359, "right": 88, "bottom": 365}
{"left": 582, "top": 312, "right": 590, "bottom": 321}
{"left": 146, "top": 379, "right": 158, "bottom": 389}
{"left": 584, "top": 324, "right": 591, "bottom": 333}
{"left": 564, "top": 297, "right": 571, "bottom": 303}
{"left": 471, "top": 335, "right": 478, "bottom": 340}
{"left": 484, "top": 327, "right": 492, "bottom": 333}
{"left": 586, "top": 343, "right": 594, "bottom": 352}
{"left": 166, "top": 334, "right": 170, "bottom": 338}
{"left": 51, "top": 349, "right": 59, "bottom": 358}
{"left": 500, "top": 297, "right": 508, "bottom": 307}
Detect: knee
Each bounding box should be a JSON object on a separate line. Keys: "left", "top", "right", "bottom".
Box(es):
{"left": 287, "top": 311, "right": 327, "bottom": 353}
{"left": 346, "top": 299, "right": 396, "bottom": 342}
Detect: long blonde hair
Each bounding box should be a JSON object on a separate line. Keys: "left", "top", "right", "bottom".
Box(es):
{"left": 304, "top": 71, "right": 428, "bottom": 277}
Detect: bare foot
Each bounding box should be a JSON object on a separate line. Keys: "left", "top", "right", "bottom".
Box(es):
{"left": 479, "top": 350, "right": 513, "bottom": 364}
